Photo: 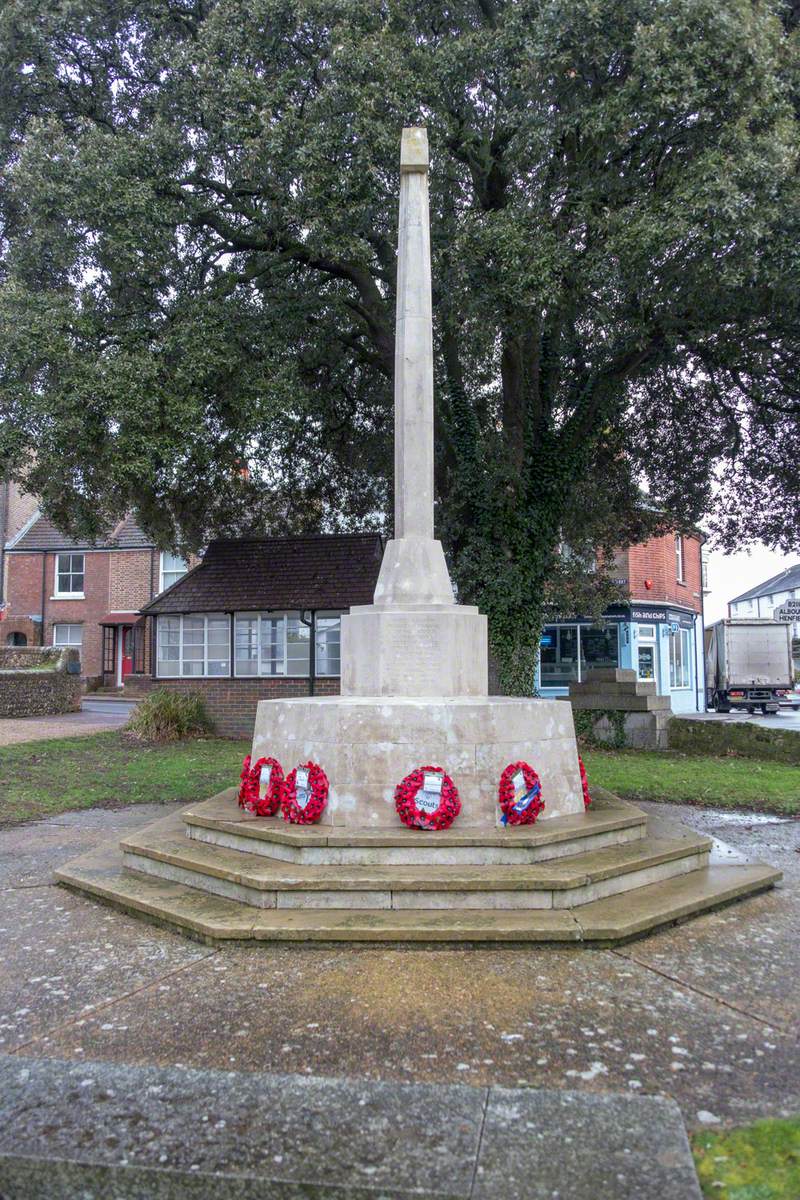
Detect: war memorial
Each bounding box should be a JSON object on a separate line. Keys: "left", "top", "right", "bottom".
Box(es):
{"left": 58, "top": 130, "right": 779, "bottom": 942}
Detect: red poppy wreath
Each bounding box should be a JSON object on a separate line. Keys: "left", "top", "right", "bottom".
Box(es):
{"left": 238, "top": 754, "right": 253, "bottom": 809}
{"left": 395, "top": 766, "right": 461, "bottom": 831}
{"left": 497, "top": 761, "right": 544, "bottom": 826}
{"left": 578, "top": 755, "right": 592, "bottom": 810}
{"left": 281, "top": 761, "right": 329, "bottom": 825}
{"left": 238, "top": 754, "right": 285, "bottom": 816}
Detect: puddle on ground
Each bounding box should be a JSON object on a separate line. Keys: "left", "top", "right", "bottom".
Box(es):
{"left": 710, "top": 812, "right": 793, "bottom": 826}
{"left": 709, "top": 837, "right": 750, "bottom": 865}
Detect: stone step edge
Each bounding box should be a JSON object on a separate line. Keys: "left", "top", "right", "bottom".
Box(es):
{"left": 181, "top": 787, "right": 647, "bottom": 850}
{"left": 56, "top": 846, "right": 780, "bottom": 945}
{"left": 120, "top": 823, "right": 712, "bottom": 893}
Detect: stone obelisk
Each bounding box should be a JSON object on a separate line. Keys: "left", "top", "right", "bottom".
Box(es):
{"left": 340, "top": 129, "right": 488, "bottom": 696}
{"left": 251, "top": 126, "right": 585, "bottom": 829}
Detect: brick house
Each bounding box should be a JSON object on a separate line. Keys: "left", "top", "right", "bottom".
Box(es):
{"left": 139, "top": 533, "right": 384, "bottom": 736}
{"left": 0, "top": 479, "right": 39, "bottom": 609}
{"left": 2, "top": 512, "right": 190, "bottom": 687}
{"left": 539, "top": 530, "right": 708, "bottom": 713}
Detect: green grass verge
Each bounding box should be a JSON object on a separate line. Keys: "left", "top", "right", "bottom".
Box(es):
{"left": 0, "top": 731, "right": 250, "bottom": 827}
{"left": 692, "top": 1116, "right": 800, "bottom": 1199}
{"left": 582, "top": 749, "right": 800, "bottom": 814}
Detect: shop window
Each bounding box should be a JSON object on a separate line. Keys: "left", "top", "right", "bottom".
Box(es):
{"left": 580, "top": 624, "right": 619, "bottom": 674}
{"left": 669, "top": 627, "right": 692, "bottom": 689}
{"left": 540, "top": 625, "right": 580, "bottom": 686}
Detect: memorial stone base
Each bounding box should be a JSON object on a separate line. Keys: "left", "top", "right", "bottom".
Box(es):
{"left": 250, "top": 695, "right": 583, "bottom": 832}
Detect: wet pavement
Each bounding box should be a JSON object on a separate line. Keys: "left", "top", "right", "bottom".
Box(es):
{"left": 1, "top": 800, "right": 798, "bottom": 1131}
{"left": 0, "top": 700, "right": 134, "bottom": 747}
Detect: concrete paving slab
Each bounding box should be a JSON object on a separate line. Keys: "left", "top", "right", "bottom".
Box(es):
{"left": 474, "top": 1087, "right": 701, "bottom": 1200}
{"left": 0, "top": 805, "right": 181, "bottom": 889}
{"left": 618, "top": 802, "right": 800, "bottom": 1030}
{"left": 31, "top": 937, "right": 800, "bottom": 1127}
{"left": 0, "top": 1055, "right": 485, "bottom": 1199}
{"left": 0, "top": 886, "right": 209, "bottom": 1051}
{"left": 0, "top": 1056, "right": 701, "bottom": 1200}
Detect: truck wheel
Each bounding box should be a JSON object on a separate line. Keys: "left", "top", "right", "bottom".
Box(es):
{"left": 716, "top": 700, "right": 731, "bottom": 713}
{"left": 747, "top": 707, "right": 755, "bottom": 714}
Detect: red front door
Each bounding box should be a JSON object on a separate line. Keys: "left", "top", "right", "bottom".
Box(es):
{"left": 121, "top": 626, "right": 134, "bottom": 679}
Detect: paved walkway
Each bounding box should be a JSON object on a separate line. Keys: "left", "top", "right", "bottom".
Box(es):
{"left": 0, "top": 799, "right": 797, "bottom": 1137}
{"left": 0, "top": 1057, "right": 700, "bottom": 1199}
{"left": 0, "top": 699, "right": 134, "bottom": 747}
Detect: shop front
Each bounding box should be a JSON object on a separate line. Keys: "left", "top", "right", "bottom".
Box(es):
{"left": 538, "top": 603, "right": 703, "bottom": 713}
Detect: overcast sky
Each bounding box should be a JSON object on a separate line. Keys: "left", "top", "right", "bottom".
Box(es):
{"left": 704, "top": 544, "right": 798, "bottom": 624}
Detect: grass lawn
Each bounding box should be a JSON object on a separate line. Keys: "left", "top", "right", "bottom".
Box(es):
{"left": 0, "top": 731, "right": 250, "bottom": 827}
{"left": 692, "top": 1116, "right": 800, "bottom": 1199}
{"left": 582, "top": 749, "right": 800, "bottom": 815}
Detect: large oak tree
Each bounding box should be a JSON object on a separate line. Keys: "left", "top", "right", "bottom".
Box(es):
{"left": 1, "top": 0, "right": 799, "bottom": 688}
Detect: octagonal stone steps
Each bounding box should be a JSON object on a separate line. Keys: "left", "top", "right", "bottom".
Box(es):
{"left": 56, "top": 839, "right": 781, "bottom": 945}
{"left": 181, "top": 787, "right": 649, "bottom": 866}
{"left": 119, "top": 809, "right": 713, "bottom": 912}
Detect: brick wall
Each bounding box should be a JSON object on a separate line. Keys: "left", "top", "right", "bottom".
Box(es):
{"left": 623, "top": 532, "right": 703, "bottom": 613}
{"left": 149, "top": 676, "right": 340, "bottom": 737}
{"left": 4, "top": 482, "right": 38, "bottom": 539}
{"left": 109, "top": 549, "right": 156, "bottom": 612}
{"left": 3, "top": 551, "right": 46, "bottom": 648}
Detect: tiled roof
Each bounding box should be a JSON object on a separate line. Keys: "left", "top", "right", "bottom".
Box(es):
{"left": 141, "top": 534, "right": 384, "bottom": 614}
{"left": 6, "top": 512, "right": 153, "bottom": 552}
{"left": 729, "top": 563, "right": 800, "bottom": 606}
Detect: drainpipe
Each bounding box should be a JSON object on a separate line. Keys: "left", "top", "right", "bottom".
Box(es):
{"left": 40, "top": 551, "right": 47, "bottom": 647}
{"left": 697, "top": 544, "right": 707, "bottom": 713}
{"left": 308, "top": 611, "right": 316, "bottom": 697}
{"left": 0, "top": 479, "right": 8, "bottom": 604}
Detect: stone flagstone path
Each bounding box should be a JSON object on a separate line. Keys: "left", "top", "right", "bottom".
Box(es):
{"left": 0, "top": 799, "right": 798, "bottom": 1194}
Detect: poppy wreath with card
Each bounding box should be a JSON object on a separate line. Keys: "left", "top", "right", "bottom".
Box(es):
{"left": 394, "top": 765, "right": 461, "bottom": 831}
{"left": 238, "top": 754, "right": 284, "bottom": 816}
{"left": 281, "top": 761, "right": 329, "bottom": 825}
{"left": 497, "top": 761, "right": 544, "bottom": 826}
{"left": 578, "top": 755, "right": 592, "bottom": 810}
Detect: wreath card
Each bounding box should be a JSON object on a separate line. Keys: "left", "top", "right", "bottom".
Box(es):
{"left": 417, "top": 770, "right": 443, "bottom": 815}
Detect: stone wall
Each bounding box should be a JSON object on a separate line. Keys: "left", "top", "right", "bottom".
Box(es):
{"left": 0, "top": 647, "right": 82, "bottom": 717}
{"left": 147, "top": 676, "right": 340, "bottom": 738}
{"left": 668, "top": 716, "right": 800, "bottom": 766}
{"left": 569, "top": 667, "right": 672, "bottom": 750}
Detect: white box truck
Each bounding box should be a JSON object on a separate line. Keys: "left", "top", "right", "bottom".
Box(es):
{"left": 705, "top": 619, "right": 793, "bottom": 713}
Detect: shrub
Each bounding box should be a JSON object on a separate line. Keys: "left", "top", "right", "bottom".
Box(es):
{"left": 125, "top": 689, "right": 214, "bottom": 743}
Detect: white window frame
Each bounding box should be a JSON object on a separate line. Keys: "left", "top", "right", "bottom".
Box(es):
{"left": 233, "top": 611, "right": 312, "bottom": 678}
{"left": 315, "top": 611, "right": 342, "bottom": 677}
{"left": 159, "top": 551, "right": 189, "bottom": 594}
{"left": 54, "top": 552, "right": 85, "bottom": 598}
{"left": 669, "top": 627, "right": 692, "bottom": 690}
{"left": 675, "top": 535, "right": 685, "bottom": 583}
{"left": 52, "top": 623, "right": 83, "bottom": 647}
{"left": 156, "top": 613, "right": 230, "bottom": 678}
